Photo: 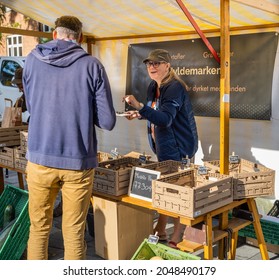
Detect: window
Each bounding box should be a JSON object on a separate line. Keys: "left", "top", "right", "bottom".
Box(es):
{"left": 0, "top": 60, "right": 22, "bottom": 87}
{"left": 38, "top": 23, "right": 51, "bottom": 33}
{"left": 42, "top": 24, "right": 51, "bottom": 32}
{"left": 7, "top": 35, "right": 23, "bottom": 56}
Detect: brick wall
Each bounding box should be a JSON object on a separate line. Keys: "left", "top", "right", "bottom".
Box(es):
{"left": 0, "top": 11, "right": 44, "bottom": 56}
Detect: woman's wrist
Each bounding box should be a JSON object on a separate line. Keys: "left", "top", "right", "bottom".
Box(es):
{"left": 137, "top": 102, "right": 144, "bottom": 110}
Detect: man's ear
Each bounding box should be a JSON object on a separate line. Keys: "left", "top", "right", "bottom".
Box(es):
{"left": 78, "top": 33, "right": 83, "bottom": 44}
{"left": 53, "top": 30, "right": 57, "bottom": 39}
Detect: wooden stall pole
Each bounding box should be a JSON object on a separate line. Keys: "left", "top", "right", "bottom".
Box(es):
{"left": 219, "top": 0, "right": 230, "bottom": 175}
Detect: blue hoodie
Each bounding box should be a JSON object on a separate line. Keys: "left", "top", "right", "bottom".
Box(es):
{"left": 23, "top": 39, "right": 116, "bottom": 170}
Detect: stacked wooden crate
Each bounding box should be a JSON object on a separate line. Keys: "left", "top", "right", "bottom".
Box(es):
{"left": 0, "top": 147, "right": 14, "bottom": 168}
{"left": 0, "top": 126, "right": 28, "bottom": 169}
{"left": 14, "top": 130, "right": 28, "bottom": 171}
{"left": 0, "top": 125, "right": 28, "bottom": 148}
{"left": 204, "top": 159, "right": 275, "bottom": 199}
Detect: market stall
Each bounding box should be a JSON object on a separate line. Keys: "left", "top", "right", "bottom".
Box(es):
{"left": 0, "top": 0, "right": 279, "bottom": 261}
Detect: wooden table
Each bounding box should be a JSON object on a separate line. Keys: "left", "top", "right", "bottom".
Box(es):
{"left": 0, "top": 163, "right": 25, "bottom": 193}
{"left": 92, "top": 190, "right": 269, "bottom": 260}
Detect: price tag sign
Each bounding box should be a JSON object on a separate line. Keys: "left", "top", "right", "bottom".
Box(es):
{"left": 229, "top": 154, "right": 239, "bottom": 163}
{"left": 128, "top": 167, "right": 161, "bottom": 201}
{"left": 139, "top": 154, "right": 147, "bottom": 164}
{"left": 147, "top": 234, "right": 159, "bottom": 244}
{"left": 198, "top": 166, "right": 208, "bottom": 175}
{"left": 110, "top": 148, "right": 119, "bottom": 159}
{"left": 181, "top": 157, "right": 191, "bottom": 168}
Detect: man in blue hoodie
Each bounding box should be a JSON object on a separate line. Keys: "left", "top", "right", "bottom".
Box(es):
{"left": 23, "top": 15, "right": 116, "bottom": 260}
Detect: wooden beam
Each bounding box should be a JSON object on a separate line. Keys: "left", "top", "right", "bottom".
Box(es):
{"left": 0, "top": 26, "right": 95, "bottom": 44}
{"left": 0, "top": 26, "right": 52, "bottom": 38}
{"left": 92, "top": 23, "right": 279, "bottom": 42}
{"left": 1, "top": 23, "right": 278, "bottom": 43}
{"left": 233, "top": 0, "right": 279, "bottom": 15}
{"left": 219, "top": 0, "right": 230, "bottom": 175}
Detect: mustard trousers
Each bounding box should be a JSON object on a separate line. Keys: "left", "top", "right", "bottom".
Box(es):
{"left": 26, "top": 161, "right": 94, "bottom": 260}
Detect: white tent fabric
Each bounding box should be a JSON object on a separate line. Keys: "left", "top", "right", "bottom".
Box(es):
{"left": 2, "top": 0, "right": 279, "bottom": 39}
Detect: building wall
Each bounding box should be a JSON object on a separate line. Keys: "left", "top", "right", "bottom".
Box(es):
{"left": 0, "top": 11, "right": 39, "bottom": 56}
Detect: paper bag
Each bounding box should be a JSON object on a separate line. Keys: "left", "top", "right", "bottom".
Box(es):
{"left": 1, "top": 98, "right": 22, "bottom": 128}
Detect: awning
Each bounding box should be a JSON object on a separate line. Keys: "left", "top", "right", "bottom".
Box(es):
{"left": 1, "top": 0, "right": 278, "bottom": 40}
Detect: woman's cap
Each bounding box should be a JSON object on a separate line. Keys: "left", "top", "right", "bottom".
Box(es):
{"left": 143, "top": 49, "right": 171, "bottom": 63}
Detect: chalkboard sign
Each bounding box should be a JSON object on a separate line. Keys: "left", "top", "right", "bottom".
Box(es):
{"left": 128, "top": 167, "right": 161, "bottom": 202}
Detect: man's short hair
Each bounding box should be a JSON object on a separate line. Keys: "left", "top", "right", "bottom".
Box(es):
{"left": 55, "top": 15, "right": 82, "bottom": 35}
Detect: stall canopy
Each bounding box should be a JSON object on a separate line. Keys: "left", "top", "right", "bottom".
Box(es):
{"left": 1, "top": 0, "right": 279, "bottom": 40}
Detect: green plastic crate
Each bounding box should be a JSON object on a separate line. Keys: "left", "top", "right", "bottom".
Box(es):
{"left": 131, "top": 239, "right": 200, "bottom": 260}
{"left": 238, "top": 217, "right": 279, "bottom": 245}
{"left": 0, "top": 185, "right": 30, "bottom": 260}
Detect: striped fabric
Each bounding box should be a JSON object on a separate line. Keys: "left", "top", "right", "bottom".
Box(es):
{"left": 2, "top": 0, "right": 279, "bottom": 39}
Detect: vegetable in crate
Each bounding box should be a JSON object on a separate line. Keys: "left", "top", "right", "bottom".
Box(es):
{"left": 3, "top": 204, "right": 15, "bottom": 228}
{"left": 150, "top": 256, "right": 164, "bottom": 260}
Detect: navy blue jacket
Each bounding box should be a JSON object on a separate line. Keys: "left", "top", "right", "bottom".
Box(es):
{"left": 23, "top": 39, "right": 116, "bottom": 170}
{"left": 139, "top": 80, "right": 198, "bottom": 162}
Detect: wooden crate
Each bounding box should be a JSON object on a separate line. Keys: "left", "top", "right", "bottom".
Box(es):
{"left": 0, "top": 147, "right": 14, "bottom": 168}
{"left": 14, "top": 147, "right": 27, "bottom": 172}
{"left": 20, "top": 130, "right": 28, "bottom": 153}
{"left": 204, "top": 159, "right": 275, "bottom": 200}
{"left": 152, "top": 169, "right": 233, "bottom": 218}
{"left": 97, "top": 151, "right": 113, "bottom": 162}
{"left": 0, "top": 125, "right": 28, "bottom": 147}
{"left": 93, "top": 157, "right": 154, "bottom": 196}
{"left": 141, "top": 160, "right": 184, "bottom": 177}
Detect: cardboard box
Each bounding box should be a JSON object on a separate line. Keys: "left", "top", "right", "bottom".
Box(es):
{"left": 93, "top": 196, "right": 153, "bottom": 260}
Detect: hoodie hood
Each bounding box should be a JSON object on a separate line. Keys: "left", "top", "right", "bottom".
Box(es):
{"left": 31, "top": 39, "right": 88, "bottom": 67}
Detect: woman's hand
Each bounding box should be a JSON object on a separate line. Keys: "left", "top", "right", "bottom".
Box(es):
{"left": 125, "top": 110, "right": 141, "bottom": 120}
{"left": 123, "top": 95, "right": 143, "bottom": 110}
